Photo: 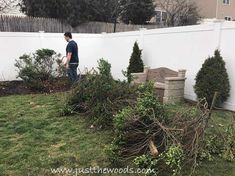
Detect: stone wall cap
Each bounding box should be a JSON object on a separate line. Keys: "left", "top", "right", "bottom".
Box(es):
{"left": 144, "top": 66, "right": 150, "bottom": 69}
{"left": 132, "top": 72, "right": 146, "bottom": 76}
{"left": 165, "top": 77, "right": 186, "bottom": 81}
{"left": 178, "top": 69, "right": 187, "bottom": 72}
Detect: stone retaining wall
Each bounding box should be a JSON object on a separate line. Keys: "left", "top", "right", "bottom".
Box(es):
{"left": 132, "top": 67, "right": 186, "bottom": 104}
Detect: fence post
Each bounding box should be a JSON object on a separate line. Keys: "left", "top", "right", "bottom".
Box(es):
{"left": 213, "top": 21, "right": 223, "bottom": 50}
{"left": 39, "top": 31, "right": 45, "bottom": 48}
{"left": 139, "top": 28, "right": 147, "bottom": 62}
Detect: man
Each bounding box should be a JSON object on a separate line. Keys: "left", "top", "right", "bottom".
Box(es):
{"left": 64, "top": 32, "right": 79, "bottom": 83}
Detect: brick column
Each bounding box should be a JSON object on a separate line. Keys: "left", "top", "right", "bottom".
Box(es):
{"left": 131, "top": 66, "right": 150, "bottom": 84}
{"left": 163, "top": 70, "right": 186, "bottom": 104}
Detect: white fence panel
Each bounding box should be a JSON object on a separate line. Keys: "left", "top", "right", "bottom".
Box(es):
{"left": 0, "top": 22, "right": 235, "bottom": 111}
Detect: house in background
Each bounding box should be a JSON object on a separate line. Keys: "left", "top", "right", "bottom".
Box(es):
{"left": 154, "top": 0, "right": 235, "bottom": 25}
{"left": 194, "top": 0, "right": 235, "bottom": 21}
{"left": 154, "top": 6, "right": 168, "bottom": 25}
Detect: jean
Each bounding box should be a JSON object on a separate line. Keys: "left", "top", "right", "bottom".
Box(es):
{"left": 67, "top": 64, "right": 79, "bottom": 83}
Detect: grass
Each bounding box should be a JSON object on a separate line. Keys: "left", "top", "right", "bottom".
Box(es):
{"left": 0, "top": 94, "right": 235, "bottom": 175}
{"left": 0, "top": 93, "right": 113, "bottom": 175}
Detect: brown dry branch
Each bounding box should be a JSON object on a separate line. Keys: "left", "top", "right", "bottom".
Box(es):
{"left": 118, "top": 92, "right": 218, "bottom": 173}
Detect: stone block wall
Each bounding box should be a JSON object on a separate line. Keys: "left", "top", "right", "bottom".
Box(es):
{"left": 132, "top": 67, "right": 186, "bottom": 104}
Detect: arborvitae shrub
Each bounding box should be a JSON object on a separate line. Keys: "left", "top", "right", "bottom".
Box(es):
{"left": 194, "top": 50, "right": 230, "bottom": 107}
{"left": 127, "top": 41, "right": 144, "bottom": 82}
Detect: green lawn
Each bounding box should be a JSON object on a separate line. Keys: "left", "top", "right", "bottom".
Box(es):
{"left": 0, "top": 94, "right": 235, "bottom": 176}
{"left": 0, "top": 93, "right": 113, "bottom": 175}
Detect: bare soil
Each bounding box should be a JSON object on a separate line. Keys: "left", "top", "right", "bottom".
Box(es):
{"left": 0, "top": 77, "right": 71, "bottom": 96}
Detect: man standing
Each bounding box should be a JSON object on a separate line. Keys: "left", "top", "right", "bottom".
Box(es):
{"left": 64, "top": 32, "right": 79, "bottom": 83}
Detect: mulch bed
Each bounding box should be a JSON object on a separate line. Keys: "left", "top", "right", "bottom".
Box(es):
{"left": 0, "top": 77, "right": 71, "bottom": 96}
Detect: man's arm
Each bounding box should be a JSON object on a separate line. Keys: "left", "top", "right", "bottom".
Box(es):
{"left": 65, "top": 52, "right": 72, "bottom": 69}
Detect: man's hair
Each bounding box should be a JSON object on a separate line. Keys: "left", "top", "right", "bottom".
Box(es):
{"left": 64, "top": 32, "right": 72, "bottom": 39}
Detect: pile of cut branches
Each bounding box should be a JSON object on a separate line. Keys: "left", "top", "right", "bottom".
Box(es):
{"left": 62, "top": 59, "right": 137, "bottom": 128}
{"left": 62, "top": 59, "right": 233, "bottom": 175}
{"left": 108, "top": 83, "right": 216, "bottom": 175}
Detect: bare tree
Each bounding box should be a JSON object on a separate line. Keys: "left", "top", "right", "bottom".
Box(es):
{"left": 156, "top": 0, "right": 201, "bottom": 26}
{"left": 88, "top": 0, "right": 135, "bottom": 32}
{"left": 88, "top": 0, "right": 124, "bottom": 32}
{"left": 0, "top": 0, "right": 18, "bottom": 14}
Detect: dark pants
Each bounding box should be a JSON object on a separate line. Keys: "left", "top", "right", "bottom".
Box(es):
{"left": 67, "top": 64, "right": 79, "bottom": 83}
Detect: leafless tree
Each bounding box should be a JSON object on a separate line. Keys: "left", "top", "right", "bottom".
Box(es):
{"left": 88, "top": 0, "right": 124, "bottom": 32}
{"left": 88, "top": 0, "right": 135, "bottom": 32}
{"left": 156, "top": 0, "right": 201, "bottom": 26}
{"left": 0, "top": 0, "right": 18, "bottom": 14}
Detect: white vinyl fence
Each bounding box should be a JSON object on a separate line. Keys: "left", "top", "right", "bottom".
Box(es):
{"left": 0, "top": 22, "right": 235, "bottom": 111}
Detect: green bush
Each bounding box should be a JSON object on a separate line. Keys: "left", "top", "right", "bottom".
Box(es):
{"left": 107, "top": 83, "right": 166, "bottom": 165}
{"left": 136, "top": 83, "right": 165, "bottom": 120}
{"left": 134, "top": 145, "right": 184, "bottom": 176}
{"left": 127, "top": 41, "right": 144, "bottom": 82}
{"left": 97, "top": 58, "right": 112, "bottom": 79}
{"left": 108, "top": 83, "right": 187, "bottom": 175}
{"left": 15, "top": 49, "right": 63, "bottom": 91}
{"left": 194, "top": 50, "right": 230, "bottom": 107}
{"left": 112, "top": 82, "right": 165, "bottom": 134}
{"left": 63, "top": 59, "right": 137, "bottom": 128}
